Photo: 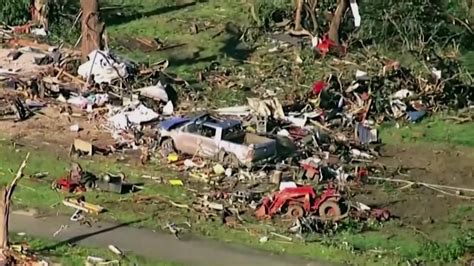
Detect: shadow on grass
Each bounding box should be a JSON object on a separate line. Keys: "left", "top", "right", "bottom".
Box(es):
{"left": 35, "top": 217, "right": 148, "bottom": 252}
{"left": 103, "top": 1, "right": 207, "bottom": 26}
{"left": 219, "top": 23, "right": 256, "bottom": 62}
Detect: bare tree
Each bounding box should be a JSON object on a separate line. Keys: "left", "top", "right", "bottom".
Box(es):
{"left": 80, "top": 0, "right": 104, "bottom": 61}
{"left": 0, "top": 153, "right": 30, "bottom": 264}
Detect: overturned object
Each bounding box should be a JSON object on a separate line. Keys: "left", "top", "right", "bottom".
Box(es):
{"left": 0, "top": 97, "right": 31, "bottom": 121}
{"left": 78, "top": 50, "right": 129, "bottom": 84}
{"left": 96, "top": 173, "right": 128, "bottom": 194}
{"left": 255, "top": 185, "right": 343, "bottom": 221}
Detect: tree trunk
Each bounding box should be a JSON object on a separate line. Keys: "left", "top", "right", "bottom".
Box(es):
{"left": 31, "top": 0, "right": 49, "bottom": 31}
{"left": 328, "top": 0, "right": 349, "bottom": 44}
{"left": 294, "top": 0, "right": 304, "bottom": 31}
{"left": 80, "top": 0, "right": 104, "bottom": 62}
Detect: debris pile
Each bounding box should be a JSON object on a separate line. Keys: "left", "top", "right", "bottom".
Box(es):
{"left": 0, "top": 19, "right": 473, "bottom": 246}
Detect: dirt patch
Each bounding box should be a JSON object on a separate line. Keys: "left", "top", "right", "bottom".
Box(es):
{"left": 356, "top": 143, "right": 474, "bottom": 226}
{"left": 0, "top": 102, "right": 114, "bottom": 154}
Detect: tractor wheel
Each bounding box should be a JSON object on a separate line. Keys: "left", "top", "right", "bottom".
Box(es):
{"left": 318, "top": 200, "right": 342, "bottom": 221}
{"left": 287, "top": 205, "right": 305, "bottom": 219}
{"left": 160, "top": 138, "right": 176, "bottom": 157}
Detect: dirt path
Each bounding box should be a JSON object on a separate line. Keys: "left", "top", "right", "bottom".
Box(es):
{"left": 10, "top": 211, "right": 326, "bottom": 266}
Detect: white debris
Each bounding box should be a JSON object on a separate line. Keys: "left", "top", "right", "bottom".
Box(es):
{"left": 286, "top": 116, "right": 307, "bottom": 127}
{"left": 70, "top": 124, "right": 80, "bottom": 132}
{"left": 67, "top": 95, "right": 88, "bottom": 108}
{"left": 349, "top": 0, "right": 361, "bottom": 27}
{"left": 108, "top": 244, "right": 123, "bottom": 256}
{"left": 431, "top": 67, "right": 442, "bottom": 80}
{"left": 137, "top": 81, "right": 169, "bottom": 102}
{"left": 214, "top": 105, "right": 250, "bottom": 116}
{"left": 277, "top": 129, "right": 290, "bottom": 137}
{"left": 350, "top": 149, "right": 374, "bottom": 160}
{"left": 392, "top": 89, "right": 414, "bottom": 100}
{"left": 31, "top": 27, "right": 47, "bottom": 36}
{"left": 163, "top": 101, "right": 174, "bottom": 115}
{"left": 311, "top": 36, "right": 320, "bottom": 49}
{"left": 279, "top": 181, "right": 297, "bottom": 191}
{"left": 247, "top": 97, "right": 285, "bottom": 120}
{"left": 355, "top": 70, "right": 368, "bottom": 80}
{"left": 108, "top": 103, "right": 159, "bottom": 131}
{"left": 77, "top": 50, "right": 129, "bottom": 84}
{"left": 353, "top": 202, "right": 371, "bottom": 211}
{"left": 88, "top": 93, "right": 109, "bottom": 107}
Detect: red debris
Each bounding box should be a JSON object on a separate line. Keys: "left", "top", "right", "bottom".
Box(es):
{"left": 312, "top": 81, "right": 326, "bottom": 95}
{"left": 315, "top": 34, "right": 335, "bottom": 56}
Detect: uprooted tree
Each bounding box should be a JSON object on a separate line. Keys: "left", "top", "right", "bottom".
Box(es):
{"left": 0, "top": 153, "right": 29, "bottom": 263}
{"left": 80, "top": 0, "right": 104, "bottom": 61}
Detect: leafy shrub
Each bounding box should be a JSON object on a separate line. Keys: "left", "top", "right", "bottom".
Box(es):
{"left": 0, "top": 0, "right": 31, "bottom": 25}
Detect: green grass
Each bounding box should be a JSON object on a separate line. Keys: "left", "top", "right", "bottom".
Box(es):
{"left": 103, "top": 0, "right": 252, "bottom": 79}
{"left": 0, "top": 138, "right": 472, "bottom": 265}
{"left": 381, "top": 117, "right": 474, "bottom": 147}
{"left": 11, "top": 234, "right": 179, "bottom": 265}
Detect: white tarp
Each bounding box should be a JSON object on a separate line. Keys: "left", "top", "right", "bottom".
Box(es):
{"left": 78, "top": 50, "right": 128, "bottom": 84}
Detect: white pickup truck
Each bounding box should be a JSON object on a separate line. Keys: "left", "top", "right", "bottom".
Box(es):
{"left": 158, "top": 114, "right": 277, "bottom": 168}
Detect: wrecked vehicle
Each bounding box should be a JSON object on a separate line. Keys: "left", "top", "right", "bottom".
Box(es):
{"left": 158, "top": 114, "right": 277, "bottom": 168}
{"left": 255, "top": 185, "right": 343, "bottom": 220}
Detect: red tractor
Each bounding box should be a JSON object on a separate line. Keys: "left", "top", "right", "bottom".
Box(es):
{"left": 255, "top": 185, "right": 343, "bottom": 221}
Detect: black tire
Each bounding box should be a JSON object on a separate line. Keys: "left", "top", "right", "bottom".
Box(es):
{"left": 160, "top": 138, "right": 176, "bottom": 157}
{"left": 318, "top": 200, "right": 342, "bottom": 221}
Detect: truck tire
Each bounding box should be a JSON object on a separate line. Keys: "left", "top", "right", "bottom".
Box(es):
{"left": 160, "top": 138, "right": 176, "bottom": 157}
{"left": 222, "top": 153, "right": 239, "bottom": 168}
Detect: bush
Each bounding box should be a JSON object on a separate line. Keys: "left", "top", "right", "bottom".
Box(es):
{"left": 355, "top": 0, "right": 473, "bottom": 51}
{"left": 0, "top": 0, "right": 31, "bottom": 25}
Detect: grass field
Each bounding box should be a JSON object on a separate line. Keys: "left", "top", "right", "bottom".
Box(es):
{"left": 103, "top": 0, "right": 251, "bottom": 79}
{"left": 381, "top": 117, "right": 474, "bottom": 147}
